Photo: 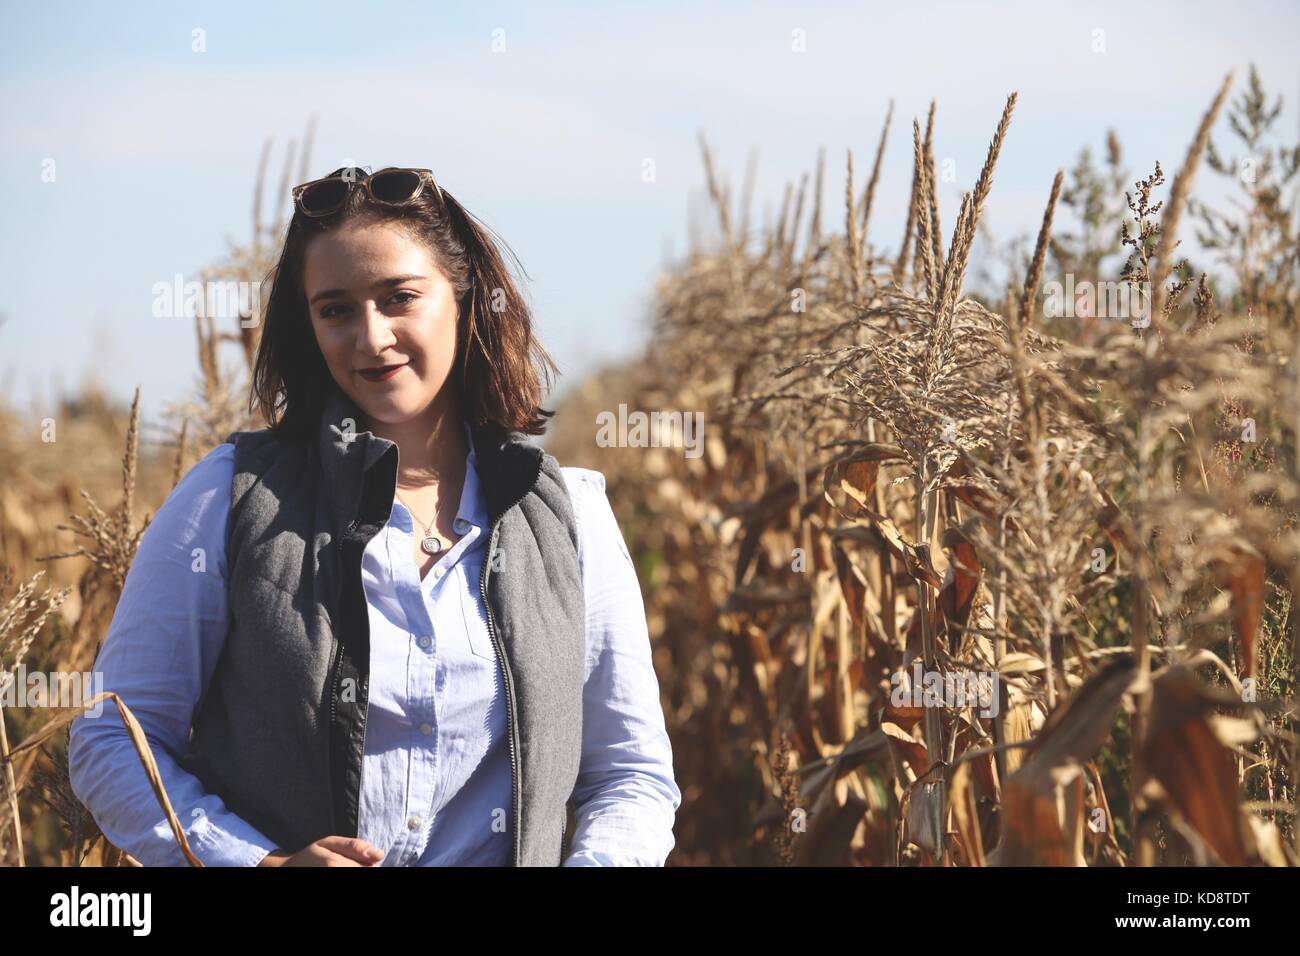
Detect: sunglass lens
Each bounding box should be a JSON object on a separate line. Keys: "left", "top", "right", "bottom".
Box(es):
{"left": 369, "top": 169, "right": 423, "bottom": 204}
{"left": 299, "top": 178, "right": 349, "bottom": 215}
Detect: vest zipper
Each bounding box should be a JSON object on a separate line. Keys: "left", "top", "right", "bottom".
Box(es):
{"left": 480, "top": 483, "right": 534, "bottom": 867}
{"left": 327, "top": 637, "right": 343, "bottom": 829}
{"left": 328, "top": 536, "right": 346, "bottom": 833}
{"left": 329, "top": 520, "right": 359, "bottom": 836}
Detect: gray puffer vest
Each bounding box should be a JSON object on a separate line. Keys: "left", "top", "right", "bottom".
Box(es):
{"left": 177, "top": 381, "right": 586, "bottom": 865}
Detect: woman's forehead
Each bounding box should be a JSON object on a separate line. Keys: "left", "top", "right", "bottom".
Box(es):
{"left": 302, "top": 227, "right": 439, "bottom": 287}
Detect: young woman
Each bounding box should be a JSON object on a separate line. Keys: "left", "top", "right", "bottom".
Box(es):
{"left": 69, "top": 166, "right": 680, "bottom": 866}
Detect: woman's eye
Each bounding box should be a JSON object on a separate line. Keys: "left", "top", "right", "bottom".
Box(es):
{"left": 318, "top": 292, "right": 414, "bottom": 319}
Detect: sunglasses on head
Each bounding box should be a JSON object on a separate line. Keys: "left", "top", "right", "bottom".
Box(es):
{"left": 291, "top": 166, "right": 445, "bottom": 218}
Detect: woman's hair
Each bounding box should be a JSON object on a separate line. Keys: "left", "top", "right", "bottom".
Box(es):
{"left": 249, "top": 166, "right": 559, "bottom": 442}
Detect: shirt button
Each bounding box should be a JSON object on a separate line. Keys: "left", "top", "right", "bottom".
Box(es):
{"left": 417, "top": 636, "right": 431, "bottom": 650}
{"left": 455, "top": 518, "right": 470, "bottom": 532}
{"left": 407, "top": 816, "right": 421, "bottom": 831}
{"left": 419, "top": 722, "right": 432, "bottom": 736}
{"left": 433, "top": 566, "right": 445, "bottom": 579}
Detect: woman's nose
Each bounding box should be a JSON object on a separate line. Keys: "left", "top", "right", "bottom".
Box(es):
{"left": 355, "top": 302, "right": 396, "bottom": 350}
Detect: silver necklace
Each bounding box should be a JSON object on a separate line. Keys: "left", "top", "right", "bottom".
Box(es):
{"left": 395, "top": 491, "right": 448, "bottom": 556}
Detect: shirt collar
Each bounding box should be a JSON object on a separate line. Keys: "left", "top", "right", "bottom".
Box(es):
{"left": 453, "top": 420, "right": 486, "bottom": 532}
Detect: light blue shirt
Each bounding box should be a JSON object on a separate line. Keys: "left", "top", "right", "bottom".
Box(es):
{"left": 68, "top": 422, "right": 680, "bottom": 866}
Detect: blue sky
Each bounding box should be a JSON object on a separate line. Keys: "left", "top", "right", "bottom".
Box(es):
{"left": 1, "top": 0, "right": 1297, "bottom": 434}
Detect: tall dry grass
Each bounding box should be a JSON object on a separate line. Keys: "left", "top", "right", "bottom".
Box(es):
{"left": 551, "top": 66, "right": 1299, "bottom": 866}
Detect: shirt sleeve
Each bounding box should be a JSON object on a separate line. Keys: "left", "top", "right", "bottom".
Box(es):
{"left": 559, "top": 467, "right": 681, "bottom": 866}
{"left": 67, "top": 442, "right": 280, "bottom": 867}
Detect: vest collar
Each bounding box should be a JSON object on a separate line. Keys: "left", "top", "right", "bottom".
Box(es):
{"left": 315, "top": 379, "right": 544, "bottom": 527}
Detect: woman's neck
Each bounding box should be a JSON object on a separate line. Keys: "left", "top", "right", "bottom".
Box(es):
{"left": 362, "top": 399, "right": 468, "bottom": 489}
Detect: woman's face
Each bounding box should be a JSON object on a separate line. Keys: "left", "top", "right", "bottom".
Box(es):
{"left": 302, "top": 220, "right": 460, "bottom": 428}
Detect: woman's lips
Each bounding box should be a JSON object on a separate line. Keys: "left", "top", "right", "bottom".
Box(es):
{"left": 357, "top": 363, "right": 407, "bottom": 382}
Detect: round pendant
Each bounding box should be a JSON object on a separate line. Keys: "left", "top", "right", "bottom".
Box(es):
{"left": 421, "top": 533, "right": 444, "bottom": 556}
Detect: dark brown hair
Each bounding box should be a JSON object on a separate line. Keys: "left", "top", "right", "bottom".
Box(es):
{"left": 249, "top": 166, "right": 559, "bottom": 443}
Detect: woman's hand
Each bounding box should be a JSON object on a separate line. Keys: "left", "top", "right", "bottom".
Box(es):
{"left": 258, "top": 836, "right": 386, "bottom": 866}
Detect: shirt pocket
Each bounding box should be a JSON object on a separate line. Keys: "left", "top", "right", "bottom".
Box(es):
{"left": 457, "top": 557, "right": 498, "bottom": 662}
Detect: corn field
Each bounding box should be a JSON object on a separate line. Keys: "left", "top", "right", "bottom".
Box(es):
{"left": 4, "top": 66, "right": 1300, "bottom": 867}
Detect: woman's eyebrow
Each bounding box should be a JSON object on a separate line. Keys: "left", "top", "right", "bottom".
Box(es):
{"left": 309, "top": 274, "right": 429, "bottom": 305}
